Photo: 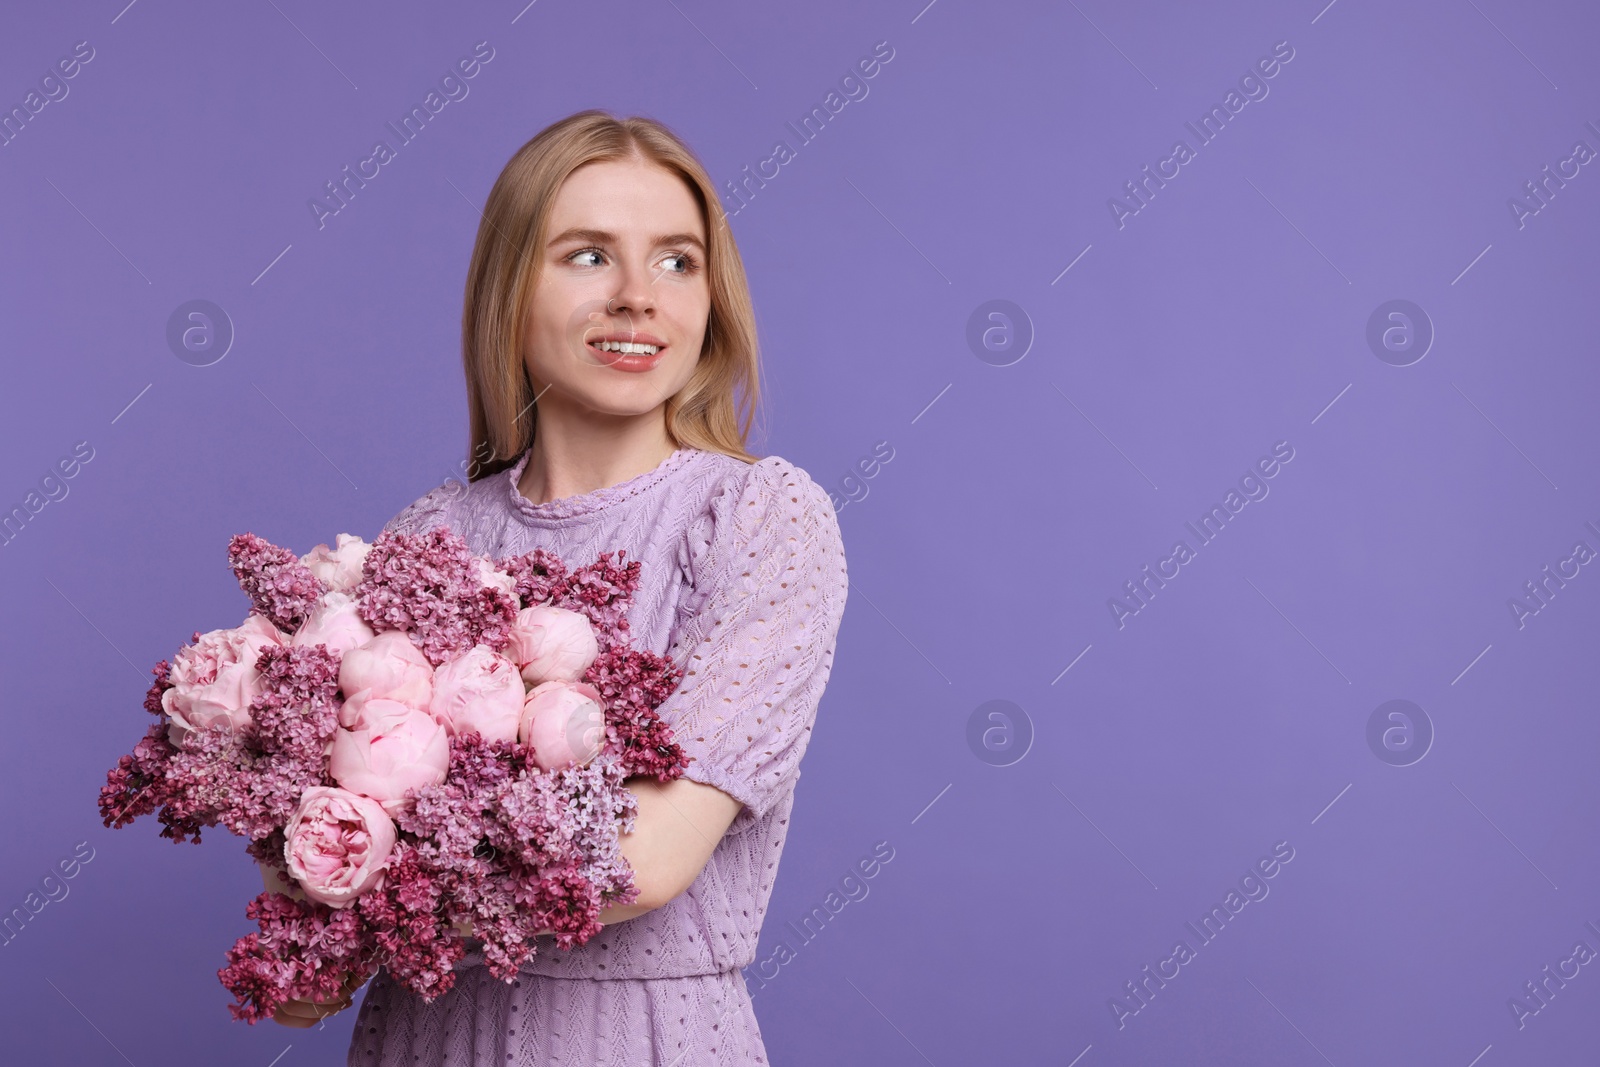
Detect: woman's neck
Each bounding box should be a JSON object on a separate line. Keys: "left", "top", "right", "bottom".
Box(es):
{"left": 515, "top": 428, "right": 678, "bottom": 505}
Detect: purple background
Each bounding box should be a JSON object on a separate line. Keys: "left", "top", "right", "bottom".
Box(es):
{"left": 3, "top": 0, "right": 1597, "bottom": 1064}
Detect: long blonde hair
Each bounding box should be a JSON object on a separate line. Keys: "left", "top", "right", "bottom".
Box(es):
{"left": 460, "top": 109, "right": 762, "bottom": 482}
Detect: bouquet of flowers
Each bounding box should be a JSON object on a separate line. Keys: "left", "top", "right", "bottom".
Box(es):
{"left": 97, "top": 524, "right": 689, "bottom": 1023}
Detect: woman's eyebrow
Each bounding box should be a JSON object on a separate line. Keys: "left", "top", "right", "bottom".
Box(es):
{"left": 549, "top": 228, "right": 706, "bottom": 253}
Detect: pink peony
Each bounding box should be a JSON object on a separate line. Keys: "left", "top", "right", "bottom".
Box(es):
{"left": 338, "top": 630, "right": 433, "bottom": 708}
{"left": 290, "top": 591, "right": 377, "bottom": 656}
{"left": 283, "top": 786, "right": 396, "bottom": 908}
{"left": 518, "top": 680, "right": 606, "bottom": 771}
{"left": 300, "top": 533, "right": 371, "bottom": 592}
{"left": 475, "top": 558, "right": 518, "bottom": 597}
{"left": 505, "top": 606, "right": 598, "bottom": 686}
{"left": 163, "top": 614, "right": 288, "bottom": 747}
{"left": 328, "top": 698, "right": 450, "bottom": 817}
{"left": 429, "top": 645, "right": 525, "bottom": 743}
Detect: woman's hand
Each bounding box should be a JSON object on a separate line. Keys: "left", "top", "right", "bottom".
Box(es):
{"left": 271, "top": 969, "right": 367, "bottom": 1029}
{"left": 453, "top": 917, "right": 559, "bottom": 940}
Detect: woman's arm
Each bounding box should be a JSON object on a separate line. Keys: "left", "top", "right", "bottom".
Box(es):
{"left": 596, "top": 774, "right": 742, "bottom": 924}
{"left": 594, "top": 462, "right": 845, "bottom": 925}
{"left": 258, "top": 862, "right": 561, "bottom": 940}
{"left": 255, "top": 774, "right": 741, "bottom": 936}
{"left": 455, "top": 775, "right": 743, "bottom": 933}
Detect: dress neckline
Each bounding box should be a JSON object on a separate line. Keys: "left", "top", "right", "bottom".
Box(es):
{"left": 503, "top": 445, "right": 702, "bottom": 523}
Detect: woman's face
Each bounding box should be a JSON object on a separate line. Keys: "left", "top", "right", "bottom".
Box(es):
{"left": 523, "top": 157, "right": 710, "bottom": 427}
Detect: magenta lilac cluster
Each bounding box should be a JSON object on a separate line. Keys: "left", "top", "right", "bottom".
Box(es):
{"left": 97, "top": 525, "right": 689, "bottom": 1023}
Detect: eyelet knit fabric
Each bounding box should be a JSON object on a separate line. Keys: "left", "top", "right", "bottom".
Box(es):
{"left": 346, "top": 445, "right": 848, "bottom": 1066}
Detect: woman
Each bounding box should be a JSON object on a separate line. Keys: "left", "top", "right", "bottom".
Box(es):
{"left": 273, "top": 110, "right": 848, "bottom": 1065}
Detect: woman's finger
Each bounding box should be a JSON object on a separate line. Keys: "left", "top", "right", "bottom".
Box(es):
{"left": 268, "top": 971, "right": 367, "bottom": 1027}
{"left": 273, "top": 994, "right": 352, "bottom": 1026}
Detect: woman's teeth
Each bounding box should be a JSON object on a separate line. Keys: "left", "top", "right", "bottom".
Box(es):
{"left": 593, "top": 341, "right": 659, "bottom": 355}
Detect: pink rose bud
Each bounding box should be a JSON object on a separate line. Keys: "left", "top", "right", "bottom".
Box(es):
{"left": 476, "top": 558, "right": 517, "bottom": 597}
{"left": 283, "top": 786, "right": 396, "bottom": 908}
{"left": 518, "top": 680, "right": 606, "bottom": 771}
{"left": 300, "top": 533, "right": 372, "bottom": 592}
{"left": 505, "top": 606, "right": 598, "bottom": 686}
{"left": 328, "top": 698, "right": 450, "bottom": 817}
{"left": 290, "top": 590, "right": 377, "bottom": 656}
{"left": 339, "top": 630, "right": 434, "bottom": 708}
{"left": 163, "top": 613, "right": 288, "bottom": 748}
{"left": 429, "top": 645, "right": 525, "bottom": 743}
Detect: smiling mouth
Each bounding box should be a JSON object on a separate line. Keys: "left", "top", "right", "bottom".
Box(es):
{"left": 585, "top": 339, "right": 667, "bottom": 370}
{"left": 589, "top": 339, "right": 663, "bottom": 356}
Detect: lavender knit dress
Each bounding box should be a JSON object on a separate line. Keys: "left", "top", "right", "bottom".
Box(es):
{"left": 345, "top": 446, "right": 848, "bottom": 1067}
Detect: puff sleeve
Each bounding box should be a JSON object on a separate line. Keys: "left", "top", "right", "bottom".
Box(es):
{"left": 662, "top": 457, "right": 848, "bottom": 831}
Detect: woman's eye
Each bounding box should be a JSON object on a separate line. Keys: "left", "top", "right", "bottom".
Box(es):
{"left": 566, "top": 248, "right": 698, "bottom": 273}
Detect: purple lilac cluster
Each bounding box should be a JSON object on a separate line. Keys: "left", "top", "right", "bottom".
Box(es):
{"left": 358, "top": 526, "right": 518, "bottom": 666}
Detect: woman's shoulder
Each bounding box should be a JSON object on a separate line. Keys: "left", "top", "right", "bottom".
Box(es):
{"left": 379, "top": 475, "right": 474, "bottom": 538}
{"left": 679, "top": 451, "right": 842, "bottom": 588}
{"left": 381, "top": 448, "right": 546, "bottom": 538}
{"left": 688, "top": 452, "right": 836, "bottom": 537}
{"left": 694, "top": 451, "right": 830, "bottom": 507}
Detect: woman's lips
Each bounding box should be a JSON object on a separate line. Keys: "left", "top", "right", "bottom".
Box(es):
{"left": 588, "top": 341, "right": 666, "bottom": 372}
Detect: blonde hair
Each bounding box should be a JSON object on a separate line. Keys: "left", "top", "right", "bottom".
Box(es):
{"left": 460, "top": 109, "right": 762, "bottom": 482}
